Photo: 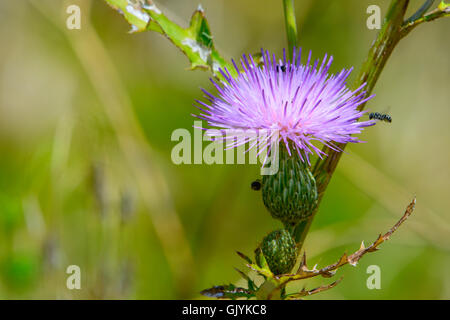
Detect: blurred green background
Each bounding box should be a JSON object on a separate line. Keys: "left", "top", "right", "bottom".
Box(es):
{"left": 0, "top": 0, "right": 448, "bottom": 299}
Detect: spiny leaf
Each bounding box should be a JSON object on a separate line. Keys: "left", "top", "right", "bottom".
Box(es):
{"left": 257, "top": 197, "right": 416, "bottom": 299}
{"left": 236, "top": 251, "right": 253, "bottom": 264}
{"left": 142, "top": 1, "right": 234, "bottom": 77}
{"left": 247, "top": 263, "right": 274, "bottom": 279}
{"left": 280, "top": 197, "right": 416, "bottom": 285}
{"left": 285, "top": 277, "right": 343, "bottom": 300}
{"left": 234, "top": 268, "right": 257, "bottom": 292}
{"left": 223, "top": 198, "right": 414, "bottom": 300}
{"left": 103, "top": 0, "right": 235, "bottom": 78}
{"left": 200, "top": 284, "right": 255, "bottom": 300}
{"left": 347, "top": 197, "right": 416, "bottom": 266}
{"left": 104, "top": 0, "right": 162, "bottom": 33}
{"left": 189, "top": 6, "right": 214, "bottom": 49}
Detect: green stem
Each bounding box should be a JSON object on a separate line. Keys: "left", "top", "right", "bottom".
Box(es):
{"left": 404, "top": 0, "right": 435, "bottom": 23}
{"left": 282, "top": 0, "right": 298, "bottom": 59}
{"left": 262, "top": 0, "right": 449, "bottom": 298}
{"left": 400, "top": 2, "right": 450, "bottom": 38}
{"left": 293, "top": 0, "right": 411, "bottom": 250}
{"left": 256, "top": 278, "right": 282, "bottom": 300}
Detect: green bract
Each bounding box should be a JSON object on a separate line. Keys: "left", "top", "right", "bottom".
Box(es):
{"left": 262, "top": 146, "right": 318, "bottom": 228}
{"left": 261, "top": 229, "right": 297, "bottom": 275}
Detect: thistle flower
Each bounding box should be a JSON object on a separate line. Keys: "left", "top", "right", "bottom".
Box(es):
{"left": 195, "top": 48, "right": 374, "bottom": 164}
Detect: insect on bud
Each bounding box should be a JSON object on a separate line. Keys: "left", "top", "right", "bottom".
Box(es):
{"left": 251, "top": 179, "right": 262, "bottom": 191}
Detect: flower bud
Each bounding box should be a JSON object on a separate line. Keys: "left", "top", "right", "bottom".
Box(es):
{"left": 262, "top": 146, "right": 318, "bottom": 227}
{"left": 261, "top": 229, "right": 297, "bottom": 275}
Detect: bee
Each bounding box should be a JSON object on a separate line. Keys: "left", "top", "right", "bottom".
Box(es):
{"left": 251, "top": 179, "right": 261, "bottom": 191}
{"left": 369, "top": 112, "right": 392, "bottom": 123}
{"left": 276, "top": 65, "right": 287, "bottom": 72}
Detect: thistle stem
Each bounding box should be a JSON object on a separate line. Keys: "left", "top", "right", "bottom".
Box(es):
{"left": 404, "top": 0, "right": 435, "bottom": 23}
{"left": 282, "top": 0, "right": 298, "bottom": 59}
{"left": 293, "top": 0, "right": 411, "bottom": 250}
{"left": 400, "top": 2, "right": 450, "bottom": 38}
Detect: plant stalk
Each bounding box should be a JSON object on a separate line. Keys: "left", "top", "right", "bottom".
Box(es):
{"left": 293, "top": 0, "right": 411, "bottom": 248}
{"left": 282, "top": 0, "right": 298, "bottom": 59}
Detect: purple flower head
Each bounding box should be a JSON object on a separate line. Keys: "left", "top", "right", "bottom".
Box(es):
{"left": 194, "top": 48, "right": 375, "bottom": 164}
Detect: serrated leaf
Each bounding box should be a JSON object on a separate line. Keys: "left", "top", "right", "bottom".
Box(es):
{"left": 104, "top": 0, "right": 162, "bottom": 33}
{"left": 143, "top": 2, "right": 234, "bottom": 77}
{"left": 189, "top": 6, "right": 213, "bottom": 49}
{"left": 234, "top": 268, "right": 257, "bottom": 292}
{"left": 254, "top": 246, "right": 269, "bottom": 270}
{"left": 247, "top": 263, "right": 274, "bottom": 279}
{"left": 285, "top": 277, "right": 343, "bottom": 300}
{"left": 103, "top": 0, "right": 235, "bottom": 78}
{"left": 200, "top": 284, "right": 255, "bottom": 300}
{"left": 236, "top": 251, "right": 253, "bottom": 264}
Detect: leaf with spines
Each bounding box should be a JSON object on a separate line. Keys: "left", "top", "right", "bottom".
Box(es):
{"left": 104, "top": 0, "right": 234, "bottom": 78}
{"left": 104, "top": 0, "right": 162, "bottom": 33}
{"left": 204, "top": 197, "right": 414, "bottom": 300}
{"left": 234, "top": 268, "right": 257, "bottom": 292}
{"left": 200, "top": 284, "right": 255, "bottom": 300}
{"left": 236, "top": 251, "right": 253, "bottom": 264}
{"left": 284, "top": 277, "right": 343, "bottom": 300}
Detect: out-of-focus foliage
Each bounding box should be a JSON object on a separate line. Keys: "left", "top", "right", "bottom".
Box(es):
{"left": 0, "top": 0, "right": 448, "bottom": 299}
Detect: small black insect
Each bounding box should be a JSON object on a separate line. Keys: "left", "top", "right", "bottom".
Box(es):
{"left": 251, "top": 180, "right": 261, "bottom": 191}
{"left": 276, "top": 65, "right": 287, "bottom": 72}
{"left": 369, "top": 112, "right": 392, "bottom": 123}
